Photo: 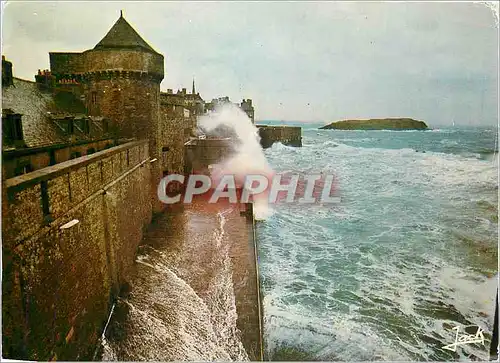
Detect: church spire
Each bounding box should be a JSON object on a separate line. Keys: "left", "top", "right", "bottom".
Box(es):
{"left": 192, "top": 78, "right": 196, "bottom": 95}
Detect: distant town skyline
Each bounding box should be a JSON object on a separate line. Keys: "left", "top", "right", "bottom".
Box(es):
{"left": 2, "top": 1, "right": 498, "bottom": 125}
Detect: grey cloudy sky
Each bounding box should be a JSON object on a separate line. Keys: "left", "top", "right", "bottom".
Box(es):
{"left": 1, "top": 1, "right": 498, "bottom": 125}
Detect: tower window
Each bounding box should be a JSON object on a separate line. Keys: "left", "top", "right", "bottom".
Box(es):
{"left": 14, "top": 162, "right": 33, "bottom": 176}
{"left": 92, "top": 91, "right": 97, "bottom": 105}
{"left": 49, "top": 150, "right": 56, "bottom": 166}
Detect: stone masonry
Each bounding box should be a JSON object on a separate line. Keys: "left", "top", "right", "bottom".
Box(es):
{"left": 2, "top": 141, "right": 151, "bottom": 360}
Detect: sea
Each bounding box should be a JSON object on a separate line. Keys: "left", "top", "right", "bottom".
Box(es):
{"left": 258, "top": 122, "right": 499, "bottom": 361}
{"left": 100, "top": 114, "right": 498, "bottom": 361}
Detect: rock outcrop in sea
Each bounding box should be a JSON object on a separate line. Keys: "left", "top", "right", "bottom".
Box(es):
{"left": 320, "top": 118, "right": 428, "bottom": 130}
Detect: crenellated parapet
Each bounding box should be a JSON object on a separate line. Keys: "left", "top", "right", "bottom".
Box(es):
{"left": 50, "top": 53, "right": 163, "bottom": 82}
{"left": 80, "top": 69, "right": 163, "bottom": 83}
{"left": 51, "top": 71, "right": 158, "bottom": 82}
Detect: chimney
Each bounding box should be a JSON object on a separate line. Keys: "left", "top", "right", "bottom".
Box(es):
{"left": 2, "top": 56, "right": 14, "bottom": 87}
{"left": 35, "top": 69, "right": 55, "bottom": 91}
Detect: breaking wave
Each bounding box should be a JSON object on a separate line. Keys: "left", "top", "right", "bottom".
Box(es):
{"left": 259, "top": 127, "right": 498, "bottom": 361}
{"left": 100, "top": 207, "right": 249, "bottom": 361}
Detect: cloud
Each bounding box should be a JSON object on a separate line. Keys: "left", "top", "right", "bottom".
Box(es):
{"left": 2, "top": 1, "right": 498, "bottom": 125}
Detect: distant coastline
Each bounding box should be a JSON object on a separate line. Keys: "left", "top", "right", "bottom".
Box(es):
{"left": 320, "top": 118, "right": 428, "bottom": 130}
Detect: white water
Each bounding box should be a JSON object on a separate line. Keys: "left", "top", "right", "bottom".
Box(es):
{"left": 101, "top": 207, "right": 249, "bottom": 361}
{"left": 258, "top": 127, "right": 498, "bottom": 361}
{"left": 101, "top": 260, "right": 237, "bottom": 361}
{"left": 199, "top": 104, "right": 274, "bottom": 220}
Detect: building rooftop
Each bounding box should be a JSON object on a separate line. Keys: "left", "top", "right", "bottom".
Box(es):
{"left": 2, "top": 78, "right": 65, "bottom": 149}
{"left": 2, "top": 78, "right": 111, "bottom": 151}
{"left": 94, "top": 12, "right": 158, "bottom": 54}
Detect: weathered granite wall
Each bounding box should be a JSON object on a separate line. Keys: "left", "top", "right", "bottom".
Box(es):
{"left": 50, "top": 47, "right": 164, "bottom": 214}
{"left": 2, "top": 140, "right": 152, "bottom": 361}
{"left": 184, "top": 138, "right": 235, "bottom": 174}
{"left": 159, "top": 104, "right": 192, "bottom": 177}
{"left": 183, "top": 139, "right": 264, "bottom": 361}
{"left": 50, "top": 50, "right": 164, "bottom": 81}
{"left": 2, "top": 138, "right": 116, "bottom": 179}
{"left": 257, "top": 125, "right": 302, "bottom": 149}
{"left": 230, "top": 203, "right": 263, "bottom": 360}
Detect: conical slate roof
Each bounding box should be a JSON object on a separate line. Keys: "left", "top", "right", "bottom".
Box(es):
{"left": 94, "top": 13, "right": 158, "bottom": 53}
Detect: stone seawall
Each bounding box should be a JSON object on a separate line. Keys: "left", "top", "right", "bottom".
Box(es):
{"left": 257, "top": 125, "right": 302, "bottom": 149}
{"left": 184, "top": 138, "right": 235, "bottom": 173}
{"left": 183, "top": 137, "right": 265, "bottom": 359}
{"left": 235, "top": 202, "right": 264, "bottom": 361}
{"left": 3, "top": 137, "right": 265, "bottom": 361}
{"left": 95, "top": 199, "right": 263, "bottom": 361}
{"left": 2, "top": 140, "right": 152, "bottom": 360}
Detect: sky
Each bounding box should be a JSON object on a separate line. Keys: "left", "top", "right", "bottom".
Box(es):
{"left": 1, "top": 1, "right": 498, "bottom": 125}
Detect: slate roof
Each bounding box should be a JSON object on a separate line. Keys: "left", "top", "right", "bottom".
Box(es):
{"left": 94, "top": 14, "right": 158, "bottom": 54}
{"left": 2, "top": 78, "right": 111, "bottom": 151}
{"left": 2, "top": 78, "right": 66, "bottom": 149}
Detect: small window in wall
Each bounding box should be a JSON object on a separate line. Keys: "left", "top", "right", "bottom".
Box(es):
{"left": 70, "top": 151, "right": 82, "bottom": 159}
{"left": 12, "top": 114, "right": 23, "bottom": 140}
{"left": 162, "top": 146, "right": 170, "bottom": 152}
{"left": 14, "top": 162, "right": 33, "bottom": 176}
{"left": 92, "top": 91, "right": 97, "bottom": 105}
{"left": 49, "top": 150, "right": 56, "bottom": 166}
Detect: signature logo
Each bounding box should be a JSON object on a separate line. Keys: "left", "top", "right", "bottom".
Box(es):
{"left": 442, "top": 325, "right": 485, "bottom": 352}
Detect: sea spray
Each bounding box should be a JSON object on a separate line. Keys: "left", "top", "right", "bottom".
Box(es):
{"left": 101, "top": 259, "right": 235, "bottom": 361}
{"left": 101, "top": 253, "right": 246, "bottom": 361}
{"left": 94, "top": 303, "right": 117, "bottom": 361}
{"left": 260, "top": 127, "right": 498, "bottom": 361}
{"left": 199, "top": 104, "right": 274, "bottom": 220}
{"left": 100, "top": 205, "right": 250, "bottom": 361}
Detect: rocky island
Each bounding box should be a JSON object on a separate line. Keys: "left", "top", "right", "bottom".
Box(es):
{"left": 320, "top": 118, "right": 428, "bottom": 130}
